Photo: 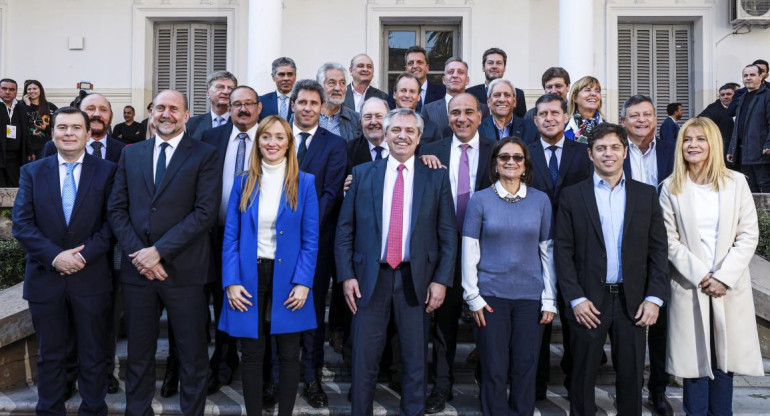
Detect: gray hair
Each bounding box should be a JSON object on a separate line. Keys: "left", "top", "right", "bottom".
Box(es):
{"left": 349, "top": 53, "right": 372, "bottom": 69}
{"left": 487, "top": 78, "right": 516, "bottom": 97}
{"left": 271, "top": 57, "right": 296, "bottom": 75}
{"left": 383, "top": 108, "right": 424, "bottom": 136}
{"left": 316, "top": 62, "right": 348, "bottom": 85}
{"left": 206, "top": 71, "right": 238, "bottom": 89}
{"left": 620, "top": 94, "right": 654, "bottom": 119}
{"left": 359, "top": 97, "right": 390, "bottom": 121}
{"left": 444, "top": 57, "right": 469, "bottom": 72}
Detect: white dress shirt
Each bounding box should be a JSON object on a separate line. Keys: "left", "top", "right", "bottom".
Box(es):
{"left": 449, "top": 133, "right": 480, "bottom": 208}
{"left": 540, "top": 136, "right": 565, "bottom": 167}
{"left": 420, "top": 81, "right": 428, "bottom": 105}
{"left": 293, "top": 124, "right": 319, "bottom": 155}
{"left": 352, "top": 85, "right": 369, "bottom": 113}
{"left": 380, "top": 155, "right": 415, "bottom": 262}
{"left": 628, "top": 138, "right": 659, "bottom": 186}
{"left": 210, "top": 111, "right": 230, "bottom": 128}
{"left": 367, "top": 140, "right": 389, "bottom": 160}
{"left": 86, "top": 137, "right": 107, "bottom": 159}
{"left": 152, "top": 132, "right": 184, "bottom": 182}
{"left": 220, "top": 124, "right": 258, "bottom": 224}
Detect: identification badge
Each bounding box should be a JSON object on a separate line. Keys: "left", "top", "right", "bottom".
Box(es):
{"left": 6, "top": 125, "right": 16, "bottom": 139}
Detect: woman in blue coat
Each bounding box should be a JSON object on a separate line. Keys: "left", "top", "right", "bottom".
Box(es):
{"left": 218, "top": 115, "right": 319, "bottom": 416}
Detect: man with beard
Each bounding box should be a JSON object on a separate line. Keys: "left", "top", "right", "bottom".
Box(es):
{"left": 259, "top": 57, "right": 296, "bottom": 121}
{"left": 113, "top": 106, "right": 145, "bottom": 144}
{"left": 186, "top": 71, "right": 237, "bottom": 139}
{"left": 344, "top": 54, "right": 389, "bottom": 114}
{"left": 317, "top": 62, "right": 362, "bottom": 141}
{"left": 466, "top": 48, "right": 527, "bottom": 118}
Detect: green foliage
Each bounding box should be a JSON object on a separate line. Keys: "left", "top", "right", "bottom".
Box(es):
{"left": 0, "top": 238, "right": 25, "bottom": 290}
{"left": 0, "top": 207, "right": 11, "bottom": 220}
{"left": 758, "top": 208, "right": 770, "bottom": 260}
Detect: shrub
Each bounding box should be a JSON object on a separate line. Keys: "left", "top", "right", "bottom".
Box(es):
{"left": 0, "top": 238, "right": 25, "bottom": 290}
{"left": 758, "top": 207, "right": 770, "bottom": 260}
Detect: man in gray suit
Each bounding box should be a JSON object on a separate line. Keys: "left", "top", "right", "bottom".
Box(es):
{"left": 185, "top": 71, "right": 237, "bottom": 139}
{"left": 344, "top": 54, "right": 389, "bottom": 114}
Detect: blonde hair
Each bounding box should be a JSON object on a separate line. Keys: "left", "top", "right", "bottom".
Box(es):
{"left": 669, "top": 117, "right": 731, "bottom": 195}
{"left": 239, "top": 116, "right": 300, "bottom": 211}
{"left": 568, "top": 76, "right": 603, "bottom": 118}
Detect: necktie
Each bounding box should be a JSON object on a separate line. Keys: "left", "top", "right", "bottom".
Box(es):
{"left": 62, "top": 162, "right": 78, "bottom": 225}
{"left": 374, "top": 145, "right": 384, "bottom": 161}
{"left": 386, "top": 164, "right": 406, "bottom": 269}
{"left": 456, "top": 144, "right": 471, "bottom": 232}
{"left": 215, "top": 116, "right": 224, "bottom": 127}
{"left": 155, "top": 142, "right": 169, "bottom": 191}
{"left": 235, "top": 133, "right": 248, "bottom": 175}
{"left": 297, "top": 132, "right": 310, "bottom": 165}
{"left": 90, "top": 141, "right": 103, "bottom": 159}
{"left": 279, "top": 95, "right": 289, "bottom": 119}
{"left": 547, "top": 145, "right": 559, "bottom": 186}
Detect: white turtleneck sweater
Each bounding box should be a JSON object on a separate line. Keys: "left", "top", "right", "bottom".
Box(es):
{"left": 257, "top": 158, "right": 287, "bottom": 259}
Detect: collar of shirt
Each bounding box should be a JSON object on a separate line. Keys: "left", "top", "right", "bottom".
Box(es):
{"left": 593, "top": 171, "right": 626, "bottom": 190}
{"left": 628, "top": 137, "right": 657, "bottom": 156}
{"left": 154, "top": 131, "right": 184, "bottom": 150}
{"left": 229, "top": 124, "right": 258, "bottom": 142}
{"left": 5, "top": 99, "right": 17, "bottom": 110}
{"left": 57, "top": 151, "right": 85, "bottom": 166}
{"left": 493, "top": 180, "right": 527, "bottom": 199}
{"left": 451, "top": 132, "right": 480, "bottom": 150}
{"left": 293, "top": 124, "right": 318, "bottom": 138}
{"left": 87, "top": 137, "right": 107, "bottom": 146}
{"left": 276, "top": 91, "right": 289, "bottom": 100}
{"left": 386, "top": 153, "right": 415, "bottom": 173}
{"left": 352, "top": 84, "right": 368, "bottom": 99}
{"left": 211, "top": 111, "right": 230, "bottom": 124}
{"left": 540, "top": 135, "right": 565, "bottom": 151}
{"left": 367, "top": 140, "right": 389, "bottom": 158}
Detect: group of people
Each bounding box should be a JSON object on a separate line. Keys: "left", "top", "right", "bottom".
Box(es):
{"left": 7, "top": 45, "right": 768, "bottom": 416}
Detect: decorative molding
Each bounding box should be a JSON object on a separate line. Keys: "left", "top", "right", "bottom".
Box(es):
{"left": 0, "top": 188, "right": 17, "bottom": 208}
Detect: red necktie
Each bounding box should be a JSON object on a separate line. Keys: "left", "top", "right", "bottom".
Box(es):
{"left": 386, "top": 164, "right": 406, "bottom": 269}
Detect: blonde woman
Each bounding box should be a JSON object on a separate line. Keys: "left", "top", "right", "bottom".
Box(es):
{"left": 218, "top": 115, "right": 319, "bottom": 416}
{"left": 659, "top": 117, "right": 763, "bottom": 416}
{"left": 564, "top": 76, "right": 603, "bottom": 144}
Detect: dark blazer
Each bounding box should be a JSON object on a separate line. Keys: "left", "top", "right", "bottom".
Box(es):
{"left": 699, "top": 99, "right": 735, "bottom": 155}
{"left": 346, "top": 136, "right": 377, "bottom": 173}
{"left": 728, "top": 83, "right": 770, "bottom": 165}
{"left": 554, "top": 178, "right": 668, "bottom": 321}
{"left": 13, "top": 154, "right": 116, "bottom": 303}
{"left": 107, "top": 134, "right": 221, "bottom": 286}
{"left": 419, "top": 135, "right": 495, "bottom": 192}
{"left": 186, "top": 113, "right": 232, "bottom": 140}
{"left": 43, "top": 135, "right": 125, "bottom": 164}
{"left": 622, "top": 137, "right": 675, "bottom": 186}
{"left": 659, "top": 117, "right": 680, "bottom": 142}
{"left": 0, "top": 101, "right": 29, "bottom": 171}
{"left": 259, "top": 91, "right": 293, "bottom": 121}
{"left": 335, "top": 159, "right": 458, "bottom": 307}
{"left": 343, "top": 84, "right": 389, "bottom": 112}
{"left": 200, "top": 124, "right": 231, "bottom": 172}
{"left": 466, "top": 83, "right": 527, "bottom": 118}
{"left": 421, "top": 97, "right": 490, "bottom": 139}
{"left": 478, "top": 115, "right": 538, "bottom": 143}
{"left": 528, "top": 138, "right": 592, "bottom": 211}
{"left": 421, "top": 82, "right": 446, "bottom": 111}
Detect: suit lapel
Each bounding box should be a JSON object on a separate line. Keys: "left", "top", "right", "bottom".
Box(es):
{"left": 581, "top": 179, "right": 606, "bottom": 248}
{"left": 141, "top": 140, "right": 156, "bottom": 196}
{"left": 70, "top": 155, "right": 95, "bottom": 223}
{"left": 216, "top": 128, "right": 230, "bottom": 170}
{"left": 301, "top": 129, "right": 323, "bottom": 169}
{"left": 475, "top": 138, "right": 492, "bottom": 190}
{"left": 557, "top": 140, "right": 580, "bottom": 190}
{"left": 154, "top": 135, "right": 193, "bottom": 201}
{"left": 344, "top": 85, "right": 355, "bottom": 111}
{"left": 622, "top": 180, "right": 636, "bottom": 244}
{"left": 45, "top": 157, "right": 67, "bottom": 227}
{"left": 675, "top": 180, "right": 707, "bottom": 260}
{"left": 410, "top": 163, "right": 426, "bottom": 233}
{"left": 437, "top": 139, "right": 451, "bottom": 167}
{"left": 371, "top": 160, "right": 386, "bottom": 240}
{"left": 530, "top": 141, "right": 553, "bottom": 192}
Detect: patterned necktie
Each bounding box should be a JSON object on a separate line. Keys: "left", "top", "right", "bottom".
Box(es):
{"left": 374, "top": 145, "right": 384, "bottom": 161}
{"left": 215, "top": 116, "right": 224, "bottom": 127}
{"left": 386, "top": 164, "right": 406, "bottom": 269}
{"left": 456, "top": 144, "right": 471, "bottom": 232}
{"left": 297, "top": 132, "right": 310, "bottom": 165}
{"left": 62, "top": 162, "right": 78, "bottom": 225}
{"left": 90, "top": 141, "right": 103, "bottom": 159}
{"left": 547, "top": 145, "right": 559, "bottom": 186}
{"left": 279, "top": 95, "right": 289, "bottom": 119}
{"left": 235, "top": 133, "right": 248, "bottom": 175}
{"left": 155, "top": 142, "right": 169, "bottom": 191}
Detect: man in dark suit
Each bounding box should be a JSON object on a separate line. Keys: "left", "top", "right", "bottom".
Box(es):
{"left": 391, "top": 73, "right": 441, "bottom": 143}
{"left": 259, "top": 57, "right": 296, "bottom": 121}
{"left": 185, "top": 71, "right": 237, "bottom": 139}
{"left": 344, "top": 54, "right": 389, "bottom": 114}
{"left": 108, "top": 89, "right": 221, "bottom": 416}
{"left": 555, "top": 122, "right": 668, "bottom": 416}
{"left": 419, "top": 93, "right": 493, "bottom": 413}
{"left": 478, "top": 78, "right": 537, "bottom": 142}
{"left": 336, "top": 107, "right": 457, "bottom": 416}
{"left": 728, "top": 64, "right": 770, "bottom": 192}
{"left": 422, "top": 58, "right": 489, "bottom": 139}
{"left": 699, "top": 83, "right": 738, "bottom": 165}
{"left": 527, "top": 94, "right": 592, "bottom": 400}
{"left": 0, "top": 78, "right": 29, "bottom": 186}
{"left": 466, "top": 48, "right": 527, "bottom": 118}
{"left": 289, "top": 79, "right": 347, "bottom": 408}
{"left": 659, "top": 103, "right": 682, "bottom": 142}
{"left": 404, "top": 46, "right": 445, "bottom": 112}
{"left": 619, "top": 94, "right": 675, "bottom": 416}
{"left": 13, "top": 107, "right": 116, "bottom": 415}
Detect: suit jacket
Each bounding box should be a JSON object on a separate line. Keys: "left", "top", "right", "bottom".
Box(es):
{"left": 623, "top": 137, "right": 675, "bottom": 186}
{"left": 259, "top": 91, "right": 293, "bottom": 122}
{"left": 478, "top": 115, "right": 538, "bottom": 143}
{"left": 728, "top": 83, "right": 770, "bottom": 165}
{"left": 421, "top": 82, "right": 446, "bottom": 112}
{"left": 107, "top": 134, "right": 221, "bottom": 286}
{"left": 659, "top": 117, "right": 680, "bottom": 143}
{"left": 13, "top": 154, "right": 116, "bottom": 303}
{"left": 186, "top": 113, "right": 232, "bottom": 140}
{"left": 346, "top": 136, "right": 378, "bottom": 173}
{"left": 335, "top": 159, "right": 458, "bottom": 307}
{"left": 343, "top": 84, "right": 389, "bottom": 113}
{"left": 698, "top": 99, "right": 734, "bottom": 155}
{"left": 554, "top": 177, "right": 668, "bottom": 321}
{"left": 467, "top": 83, "right": 527, "bottom": 118}
{"left": 43, "top": 135, "right": 126, "bottom": 164}
{"left": 0, "top": 100, "right": 29, "bottom": 169}
{"left": 421, "top": 97, "right": 490, "bottom": 139}
{"left": 218, "top": 172, "right": 319, "bottom": 338}
{"left": 418, "top": 135, "right": 495, "bottom": 192}
{"left": 528, "top": 138, "right": 592, "bottom": 211}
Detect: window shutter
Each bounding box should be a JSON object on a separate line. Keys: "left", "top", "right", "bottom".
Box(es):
{"left": 617, "top": 25, "right": 633, "bottom": 116}
{"left": 653, "top": 27, "right": 672, "bottom": 125}
{"left": 191, "top": 25, "right": 210, "bottom": 115}
{"left": 155, "top": 25, "right": 172, "bottom": 93}
{"left": 213, "top": 26, "right": 227, "bottom": 71}
{"left": 174, "top": 26, "right": 190, "bottom": 97}
{"left": 674, "top": 26, "right": 692, "bottom": 119}
{"left": 634, "top": 26, "right": 652, "bottom": 98}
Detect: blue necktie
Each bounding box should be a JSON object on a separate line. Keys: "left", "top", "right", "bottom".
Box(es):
{"left": 279, "top": 95, "right": 289, "bottom": 119}
{"left": 62, "top": 162, "right": 78, "bottom": 225}
{"left": 547, "top": 145, "right": 559, "bottom": 186}
{"left": 155, "top": 142, "right": 169, "bottom": 191}
{"left": 297, "top": 132, "right": 310, "bottom": 164}
{"left": 235, "top": 133, "right": 248, "bottom": 174}
{"left": 374, "top": 145, "right": 384, "bottom": 160}
{"left": 90, "top": 141, "right": 103, "bottom": 159}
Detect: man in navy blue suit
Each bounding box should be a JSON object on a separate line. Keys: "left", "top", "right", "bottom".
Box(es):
{"left": 336, "top": 108, "right": 457, "bottom": 416}
{"left": 108, "top": 89, "right": 221, "bottom": 416}
{"left": 13, "top": 107, "right": 117, "bottom": 415}
{"left": 659, "top": 103, "right": 682, "bottom": 142}
{"left": 404, "top": 46, "right": 445, "bottom": 112}
{"left": 259, "top": 57, "right": 296, "bottom": 121}
{"left": 289, "top": 79, "right": 348, "bottom": 408}
{"left": 186, "top": 71, "right": 237, "bottom": 139}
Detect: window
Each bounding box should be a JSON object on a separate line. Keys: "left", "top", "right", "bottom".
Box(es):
{"left": 618, "top": 24, "right": 692, "bottom": 125}
{"left": 154, "top": 23, "right": 227, "bottom": 115}
{"left": 382, "top": 24, "right": 460, "bottom": 91}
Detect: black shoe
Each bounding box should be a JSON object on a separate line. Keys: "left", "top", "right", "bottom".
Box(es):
{"left": 601, "top": 350, "right": 608, "bottom": 365}
{"left": 206, "top": 374, "right": 222, "bottom": 395}
{"left": 329, "top": 328, "right": 344, "bottom": 354}
{"left": 107, "top": 374, "right": 119, "bottom": 394}
{"left": 425, "top": 387, "right": 453, "bottom": 414}
{"left": 535, "top": 387, "right": 547, "bottom": 401}
{"left": 63, "top": 380, "right": 76, "bottom": 401}
{"left": 648, "top": 391, "right": 674, "bottom": 416}
{"left": 388, "top": 380, "right": 402, "bottom": 395}
{"left": 160, "top": 358, "right": 179, "bottom": 398}
{"left": 347, "top": 387, "right": 352, "bottom": 402}
{"left": 263, "top": 382, "right": 277, "bottom": 408}
{"left": 302, "top": 379, "right": 328, "bottom": 408}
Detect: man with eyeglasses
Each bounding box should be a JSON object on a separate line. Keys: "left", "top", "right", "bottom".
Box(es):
{"left": 186, "top": 71, "right": 238, "bottom": 139}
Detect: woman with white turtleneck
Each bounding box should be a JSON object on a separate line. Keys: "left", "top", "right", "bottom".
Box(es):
{"left": 218, "top": 115, "right": 319, "bottom": 416}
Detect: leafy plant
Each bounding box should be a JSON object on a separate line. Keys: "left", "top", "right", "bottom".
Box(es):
{"left": 757, "top": 207, "right": 770, "bottom": 260}
{"left": 0, "top": 238, "right": 25, "bottom": 290}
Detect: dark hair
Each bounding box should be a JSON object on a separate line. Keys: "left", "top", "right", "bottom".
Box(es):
{"left": 290, "top": 79, "right": 325, "bottom": 105}
{"left": 394, "top": 72, "right": 420, "bottom": 89}
{"left": 489, "top": 136, "right": 533, "bottom": 186}
{"left": 535, "top": 94, "right": 567, "bottom": 114}
{"left": 404, "top": 46, "right": 428, "bottom": 62}
{"left": 752, "top": 59, "right": 769, "bottom": 74}
{"left": 52, "top": 106, "right": 91, "bottom": 132}
{"left": 719, "top": 83, "right": 738, "bottom": 92}
{"left": 0, "top": 78, "right": 17, "bottom": 87}
{"left": 24, "top": 80, "right": 50, "bottom": 118}
{"left": 229, "top": 85, "right": 260, "bottom": 105}
{"left": 482, "top": 47, "right": 507, "bottom": 66}
{"left": 666, "top": 102, "right": 682, "bottom": 116}
{"left": 70, "top": 90, "right": 89, "bottom": 107}
{"left": 271, "top": 57, "right": 297, "bottom": 75}
{"left": 587, "top": 122, "right": 628, "bottom": 150}
{"left": 541, "top": 67, "right": 571, "bottom": 89}
{"left": 124, "top": 105, "right": 135, "bottom": 112}
{"left": 620, "top": 94, "right": 654, "bottom": 119}
{"left": 744, "top": 64, "right": 761, "bottom": 74}
{"left": 444, "top": 57, "right": 468, "bottom": 72}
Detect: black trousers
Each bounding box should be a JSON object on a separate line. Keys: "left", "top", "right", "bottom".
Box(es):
{"left": 241, "top": 261, "right": 301, "bottom": 416}
{"left": 536, "top": 293, "right": 573, "bottom": 395}
{"left": 208, "top": 226, "right": 240, "bottom": 383}
{"left": 740, "top": 164, "right": 770, "bottom": 192}
{"left": 430, "top": 252, "right": 463, "bottom": 390}
{"left": 301, "top": 251, "right": 334, "bottom": 382}
{"left": 647, "top": 305, "right": 669, "bottom": 394}
{"left": 568, "top": 291, "right": 646, "bottom": 416}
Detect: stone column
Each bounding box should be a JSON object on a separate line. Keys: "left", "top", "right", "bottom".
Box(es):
{"left": 247, "top": 0, "right": 282, "bottom": 92}
{"left": 558, "top": 0, "right": 594, "bottom": 80}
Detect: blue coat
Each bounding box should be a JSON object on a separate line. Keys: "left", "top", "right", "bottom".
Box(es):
{"left": 659, "top": 117, "right": 680, "bottom": 143}
{"left": 218, "top": 172, "right": 320, "bottom": 338}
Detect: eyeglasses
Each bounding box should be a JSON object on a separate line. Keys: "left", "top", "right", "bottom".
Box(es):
{"left": 231, "top": 102, "right": 259, "bottom": 110}
{"left": 497, "top": 154, "right": 525, "bottom": 163}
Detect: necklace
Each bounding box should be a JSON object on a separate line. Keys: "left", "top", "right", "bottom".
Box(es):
{"left": 492, "top": 183, "right": 523, "bottom": 203}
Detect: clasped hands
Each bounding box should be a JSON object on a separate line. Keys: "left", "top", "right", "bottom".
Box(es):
{"left": 130, "top": 246, "right": 167, "bottom": 281}
{"left": 225, "top": 284, "right": 309, "bottom": 312}
{"left": 699, "top": 272, "right": 727, "bottom": 298}
{"left": 53, "top": 245, "right": 85, "bottom": 275}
